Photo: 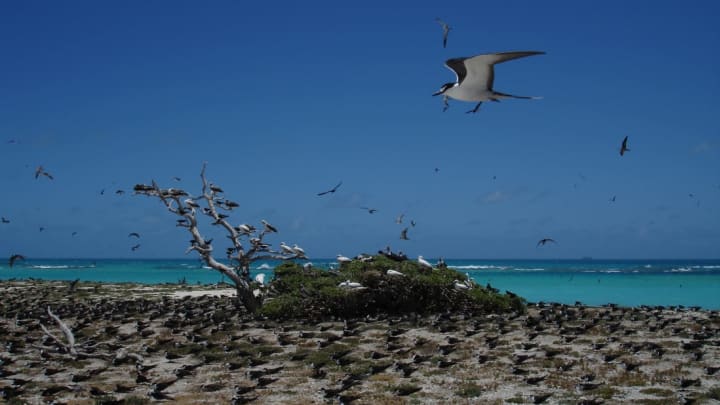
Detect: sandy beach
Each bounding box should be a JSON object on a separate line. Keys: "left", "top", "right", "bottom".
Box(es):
{"left": 1, "top": 280, "right": 719, "bottom": 404}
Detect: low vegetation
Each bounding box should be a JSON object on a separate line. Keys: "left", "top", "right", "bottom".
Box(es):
{"left": 259, "top": 255, "right": 525, "bottom": 319}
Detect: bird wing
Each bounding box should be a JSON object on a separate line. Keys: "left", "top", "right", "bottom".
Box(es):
{"left": 444, "top": 57, "right": 468, "bottom": 84}
{"left": 317, "top": 190, "right": 329, "bottom": 196}
{"left": 462, "top": 51, "right": 545, "bottom": 90}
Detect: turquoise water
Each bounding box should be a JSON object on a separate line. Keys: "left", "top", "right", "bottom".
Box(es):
{"left": 2, "top": 258, "right": 719, "bottom": 309}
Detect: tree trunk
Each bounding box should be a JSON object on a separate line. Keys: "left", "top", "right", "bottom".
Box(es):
{"left": 236, "top": 285, "right": 261, "bottom": 313}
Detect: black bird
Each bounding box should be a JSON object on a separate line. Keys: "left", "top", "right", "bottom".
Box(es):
{"left": 317, "top": 181, "right": 342, "bottom": 196}
{"left": 115, "top": 189, "right": 125, "bottom": 195}
{"left": 1, "top": 217, "right": 9, "bottom": 223}
{"left": 131, "top": 244, "right": 141, "bottom": 251}
{"left": 435, "top": 18, "right": 451, "bottom": 48}
{"left": 35, "top": 166, "right": 54, "bottom": 180}
{"left": 261, "top": 219, "right": 278, "bottom": 233}
{"left": 9, "top": 254, "right": 25, "bottom": 268}
{"left": 537, "top": 238, "right": 556, "bottom": 247}
{"left": 72, "top": 231, "right": 78, "bottom": 237}
{"left": 620, "top": 136, "right": 630, "bottom": 156}
{"left": 128, "top": 232, "right": 140, "bottom": 238}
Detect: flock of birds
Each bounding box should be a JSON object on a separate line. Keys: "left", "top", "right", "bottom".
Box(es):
{"left": 1, "top": 17, "right": 709, "bottom": 271}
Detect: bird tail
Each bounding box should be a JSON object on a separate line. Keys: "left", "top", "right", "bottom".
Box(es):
{"left": 492, "top": 91, "right": 543, "bottom": 100}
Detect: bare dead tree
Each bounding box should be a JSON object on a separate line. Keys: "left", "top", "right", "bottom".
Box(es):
{"left": 134, "top": 162, "right": 307, "bottom": 312}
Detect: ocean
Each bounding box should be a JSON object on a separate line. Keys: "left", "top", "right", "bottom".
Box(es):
{"left": 2, "top": 258, "right": 719, "bottom": 309}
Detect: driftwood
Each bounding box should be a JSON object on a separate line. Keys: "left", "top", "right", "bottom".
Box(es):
{"left": 40, "top": 306, "right": 77, "bottom": 356}
{"left": 134, "top": 162, "right": 307, "bottom": 312}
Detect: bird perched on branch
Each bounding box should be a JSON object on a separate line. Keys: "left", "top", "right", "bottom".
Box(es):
{"left": 261, "top": 220, "right": 278, "bottom": 233}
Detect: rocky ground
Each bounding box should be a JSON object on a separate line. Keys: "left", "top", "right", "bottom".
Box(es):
{"left": 1, "top": 280, "right": 719, "bottom": 404}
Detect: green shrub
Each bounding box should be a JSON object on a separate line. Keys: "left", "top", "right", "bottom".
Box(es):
{"left": 258, "top": 256, "right": 526, "bottom": 319}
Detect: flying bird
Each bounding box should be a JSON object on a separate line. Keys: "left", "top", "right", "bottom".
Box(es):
{"left": 128, "top": 232, "right": 140, "bottom": 238}
{"left": 1, "top": 217, "right": 9, "bottom": 224}
{"left": 71, "top": 231, "right": 78, "bottom": 237}
{"left": 537, "top": 238, "right": 556, "bottom": 247}
{"left": 9, "top": 254, "right": 25, "bottom": 268}
{"left": 115, "top": 190, "right": 125, "bottom": 195}
{"left": 34, "top": 166, "right": 54, "bottom": 180}
{"left": 435, "top": 18, "right": 451, "bottom": 48}
{"left": 395, "top": 213, "right": 404, "bottom": 224}
{"left": 433, "top": 51, "right": 545, "bottom": 113}
{"left": 400, "top": 228, "right": 410, "bottom": 240}
{"left": 410, "top": 220, "right": 416, "bottom": 227}
{"left": 361, "top": 207, "right": 378, "bottom": 214}
{"left": 609, "top": 196, "right": 616, "bottom": 202}
{"left": 131, "top": 244, "right": 141, "bottom": 251}
{"left": 620, "top": 136, "right": 630, "bottom": 156}
{"left": 172, "top": 176, "right": 181, "bottom": 182}
{"left": 317, "top": 181, "right": 342, "bottom": 196}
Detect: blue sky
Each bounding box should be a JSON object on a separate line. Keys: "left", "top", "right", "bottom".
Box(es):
{"left": 1, "top": 0, "right": 718, "bottom": 259}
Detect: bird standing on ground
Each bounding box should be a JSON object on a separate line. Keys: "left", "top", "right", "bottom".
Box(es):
{"left": 620, "top": 136, "right": 630, "bottom": 156}
{"left": 418, "top": 256, "right": 433, "bottom": 269}
{"left": 317, "top": 181, "right": 342, "bottom": 196}
{"left": 435, "top": 18, "right": 451, "bottom": 48}
{"left": 433, "top": 51, "right": 545, "bottom": 113}
{"left": 9, "top": 254, "right": 25, "bottom": 267}
{"left": 537, "top": 238, "right": 556, "bottom": 247}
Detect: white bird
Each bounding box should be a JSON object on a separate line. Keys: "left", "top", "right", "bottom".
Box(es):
{"left": 236, "top": 224, "right": 255, "bottom": 235}
{"left": 184, "top": 198, "right": 200, "bottom": 209}
{"left": 337, "top": 254, "right": 352, "bottom": 263}
{"left": 387, "top": 269, "right": 405, "bottom": 277}
{"left": 454, "top": 280, "right": 470, "bottom": 290}
{"left": 303, "top": 262, "right": 312, "bottom": 272}
{"left": 418, "top": 255, "right": 433, "bottom": 269}
{"left": 338, "top": 280, "right": 364, "bottom": 289}
{"left": 261, "top": 219, "right": 278, "bottom": 233}
{"left": 433, "top": 51, "right": 545, "bottom": 113}
{"left": 279, "top": 242, "right": 295, "bottom": 255}
{"left": 292, "top": 244, "right": 306, "bottom": 257}
{"left": 254, "top": 273, "right": 266, "bottom": 285}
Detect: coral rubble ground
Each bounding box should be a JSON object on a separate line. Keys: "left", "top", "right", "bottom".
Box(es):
{"left": 1, "top": 280, "right": 719, "bottom": 404}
